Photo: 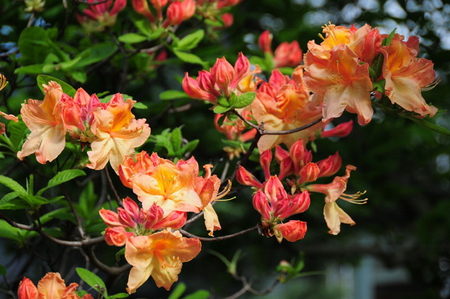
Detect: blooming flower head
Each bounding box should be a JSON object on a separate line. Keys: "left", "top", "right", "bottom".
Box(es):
{"left": 250, "top": 67, "right": 324, "bottom": 151}
{"left": 86, "top": 93, "right": 151, "bottom": 173}
{"left": 125, "top": 229, "right": 201, "bottom": 293}
{"left": 18, "top": 272, "right": 93, "bottom": 299}
{"left": 381, "top": 33, "right": 437, "bottom": 117}
{"left": 17, "top": 81, "right": 66, "bottom": 164}
{"left": 183, "top": 53, "right": 258, "bottom": 104}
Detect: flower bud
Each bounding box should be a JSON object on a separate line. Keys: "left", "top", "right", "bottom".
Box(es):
{"left": 274, "top": 220, "right": 307, "bottom": 242}
{"left": 252, "top": 190, "right": 271, "bottom": 221}
{"left": 182, "top": 73, "right": 218, "bottom": 103}
{"left": 210, "top": 57, "right": 235, "bottom": 95}
{"left": 298, "top": 162, "right": 320, "bottom": 184}
{"left": 104, "top": 227, "right": 131, "bottom": 246}
{"left": 236, "top": 166, "right": 263, "bottom": 189}
{"left": 316, "top": 152, "right": 342, "bottom": 177}
{"left": 259, "top": 149, "right": 272, "bottom": 180}
{"left": 274, "top": 41, "right": 302, "bottom": 68}
{"left": 321, "top": 120, "right": 353, "bottom": 138}
{"left": 258, "top": 30, "right": 273, "bottom": 54}
{"left": 132, "top": 0, "right": 155, "bottom": 21}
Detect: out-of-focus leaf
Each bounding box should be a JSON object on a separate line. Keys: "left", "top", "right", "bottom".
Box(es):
{"left": 175, "top": 30, "right": 204, "bottom": 51}
{"left": 118, "top": 33, "right": 148, "bottom": 44}
{"left": 76, "top": 268, "right": 108, "bottom": 298}
{"left": 160, "top": 90, "right": 191, "bottom": 101}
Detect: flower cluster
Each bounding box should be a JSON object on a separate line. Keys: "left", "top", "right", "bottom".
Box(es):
{"left": 77, "top": 0, "right": 127, "bottom": 32}
{"left": 18, "top": 272, "right": 93, "bottom": 299}
{"left": 100, "top": 151, "right": 229, "bottom": 293}
{"left": 237, "top": 139, "right": 366, "bottom": 236}
{"left": 304, "top": 23, "right": 437, "bottom": 125}
{"left": 258, "top": 30, "right": 303, "bottom": 68}
{"left": 17, "top": 81, "right": 150, "bottom": 172}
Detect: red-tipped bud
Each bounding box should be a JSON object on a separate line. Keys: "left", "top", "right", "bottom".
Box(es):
{"left": 221, "top": 13, "right": 234, "bottom": 28}
{"left": 322, "top": 120, "right": 353, "bottom": 138}
{"left": 361, "top": 29, "right": 382, "bottom": 63}
{"left": 132, "top": 0, "right": 155, "bottom": 21}
{"left": 210, "top": 57, "right": 235, "bottom": 94}
{"left": 122, "top": 197, "right": 140, "bottom": 219}
{"left": 289, "top": 139, "right": 312, "bottom": 174}
{"left": 163, "top": 0, "right": 195, "bottom": 26}
{"left": 236, "top": 166, "right": 263, "bottom": 189}
{"left": 252, "top": 190, "right": 271, "bottom": 221}
{"left": 99, "top": 208, "right": 122, "bottom": 226}
{"left": 316, "top": 152, "right": 342, "bottom": 177}
{"left": 260, "top": 149, "right": 272, "bottom": 180}
{"left": 258, "top": 30, "right": 273, "bottom": 54}
{"left": 275, "top": 190, "right": 310, "bottom": 219}
{"left": 274, "top": 41, "right": 302, "bottom": 68}
{"left": 18, "top": 277, "right": 38, "bottom": 299}
{"left": 104, "top": 227, "right": 132, "bottom": 246}
{"left": 274, "top": 220, "right": 307, "bottom": 243}
{"left": 298, "top": 162, "right": 320, "bottom": 184}
{"left": 182, "top": 73, "right": 218, "bottom": 103}
{"left": 153, "top": 211, "right": 187, "bottom": 230}
{"left": 118, "top": 207, "right": 136, "bottom": 228}
{"left": 275, "top": 145, "right": 294, "bottom": 180}
{"left": 230, "top": 52, "right": 251, "bottom": 90}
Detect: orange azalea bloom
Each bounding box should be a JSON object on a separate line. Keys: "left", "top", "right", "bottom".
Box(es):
{"left": 381, "top": 34, "right": 437, "bottom": 117}
{"left": 250, "top": 67, "right": 323, "bottom": 151}
{"left": 18, "top": 272, "right": 93, "bottom": 299}
{"left": 119, "top": 151, "right": 203, "bottom": 214}
{"left": 17, "top": 81, "right": 66, "bottom": 164}
{"left": 125, "top": 229, "right": 201, "bottom": 293}
{"left": 306, "top": 165, "right": 367, "bottom": 235}
{"left": 87, "top": 94, "right": 150, "bottom": 173}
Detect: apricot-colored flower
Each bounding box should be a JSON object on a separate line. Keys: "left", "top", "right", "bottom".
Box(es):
{"left": 306, "top": 165, "right": 367, "bottom": 235}
{"left": 125, "top": 229, "right": 201, "bottom": 293}
{"left": 17, "top": 81, "right": 66, "bottom": 164}
{"left": 250, "top": 67, "right": 323, "bottom": 151}
{"left": 381, "top": 34, "right": 437, "bottom": 117}
{"left": 119, "top": 151, "right": 203, "bottom": 214}
{"left": 87, "top": 94, "right": 150, "bottom": 173}
{"left": 18, "top": 272, "right": 93, "bottom": 299}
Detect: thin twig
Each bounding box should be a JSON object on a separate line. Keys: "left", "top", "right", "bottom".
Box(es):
{"left": 179, "top": 226, "right": 258, "bottom": 241}
{"left": 103, "top": 168, "right": 122, "bottom": 206}
{"left": 85, "top": 246, "right": 131, "bottom": 276}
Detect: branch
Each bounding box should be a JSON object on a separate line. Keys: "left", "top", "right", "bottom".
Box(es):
{"left": 179, "top": 226, "right": 258, "bottom": 241}
{"left": 84, "top": 246, "right": 131, "bottom": 276}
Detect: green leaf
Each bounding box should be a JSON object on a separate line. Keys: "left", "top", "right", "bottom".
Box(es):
{"left": 108, "top": 293, "right": 129, "bottom": 299}
{"left": 75, "top": 43, "right": 118, "bottom": 69}
{"left": 171, "top": 127, "right": 182, "bottom": 152}
{"left": 37, "top": 75, "right": 77, "bottom": 97}
{"left": 14, "top": 64, "right": 45, "bottom": 74}
{"left": 76, "top": 268, "right": 108, "bottom": 297}
{"left": 160, "top": 90, "right": 191, "bottom": 101}
{"left": 70, "top": 71, "right": 87, "bottom": 83}
{"left": 217, "top": 96, "right": 230, "bottom": 107}
{"left": 0, "top": 264, "right": 6, "bottom": 276}
{"left": 173, "top": 50, "right": 207, "bottom": 68}
{"left": 0, "top": 175, "right": 27, "bottom": 196}
{"left": 180, "top": 140, "right": 199, "bottom": 154}
{"left": 133, "top": 102, "right": 148, "bottom": 109}
{"left": 18, "top": 27, "right": 51, "bottom": 65}
{"left": 7, "top": 120, "right": 28, "bottom": 152}
{"left": 175, "top": 30, "right": 204, "bottom": 51}
{"left": 115, "top": 247, "right": 125, "bottom": 261}
{"left": 382, "top": 28, "right": 397, "bottom": 46}
{"left": 213, "top": 105, "right": 231, "bottom": 114}
{"left": 37, "top": 169, "right": 86, "bottom": 196}
{"left": 402, "top": 115, "right": 450, "bottom": 136}
{"left": 118, "top": 33, "right": 148, "bottom": 44}
{"left": 182, "top": 290, "right": 210, "bottom": 299}
{"left": 0, "top": 192, "right": 31, "bottom": 210}
{"left": 168, "top": 283, "right": 186, "bottom": 299}
{"left": 230, "top": 92, "right": 255, "bottom": 109}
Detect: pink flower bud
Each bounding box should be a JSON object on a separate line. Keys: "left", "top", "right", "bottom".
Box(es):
{"left": 252, "top": 190, "right": 271, "bottom": 221}
{"left": 18, "top": 277, "right": 38, "bottom": 299}
{"left": 275, "top": 190, "right": 310, "bottom": 219}
{"left": 104, "top": 227, "right": 132, "bottom": 246}
{"left": 259, "top": 149, "right": 272, "bottom": 180}
{"left": 275, "top": 145, "right": 294, "bottom": 180}
{"left": 289, "top": 139, "right": 312, "bottom": 174}
{"left": 274, "top": 41, "right": 302, "bottom": 68}
{"left": 163, "top": 0, "right": 195, "bottom": 27}
{"left": 316, "top": 152, "right": 342, "bottom": 177}
{"left": 118, "top": 208, "right": 136, "bottom": 228}
{"left": 99, "top": 208, "right": 122, "bottom": 226}
{"left": 361, "top": 29, "right": 381, "bottom": 63}
{"left": 258, "top": 30, "right": 273, "bottom": 54}
{"left": 236, "top": 166, "right": 263, "bottom": 189}
{"left": 210, "top": 57, "right": 235, "bottom": 95}
{"left": 322, "top": 120, "right": 353, "bottom": 138}
{"left": 229, "top": 52, "right": 251, "bottom": 90}
{"left": 274, "top": 220, "right": 307, "bottom": 242}
{"left": 131, "top": 0, "right": 155, "bottom": 21}
{"left": 153, "top": 211, "right": 187, "bottom": 229}
{"left": 298, "top": 162, "right": 320, "bottom": 184}
{"left": 182, "top": 73, "right": 218, "bottom": 103}
{"left": 221, "top": 13, "right": 234, "bottom": 28}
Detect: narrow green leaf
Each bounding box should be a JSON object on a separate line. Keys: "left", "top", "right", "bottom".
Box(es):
{"left": 403, "top": 115, "right": 450, "bottom": 136}
{"left": 180, "top": 140, "right": 199, "bottom": 154}
{"left": 70, "top": 71, "right": 87, "bottom": 83}
{"left": 18, "top": 27, "right": 51, "bottom": 65}
{"left": 118, "top": 33, "right": 148, "bottom": 44}
{"left": 108, "top": 293, "right": 129, "bottom": 299}
{"left": 7, "top": 120, "right": 28, "bottom": 151}
{"left": 14, "top": 64, "right": 45, "bottom": 74}
{"left": 217, "top": 96, "right": 230, "bottom": 107}
{"left": 0, "top": 193, "right": 31, "bottom": 210}
{"left": 175, "top": 30, "right": 204, "bottom": 51}
{"left": 171, "top": 127, "right": 182, "bottom": 152}
{"left": 146, "top": 27, "right": 165, "bottom": 41}
{"left": 75, "top": 43, "right": 118, "bottom": 68}
{"left": 37, "top": 75, "right": 77, "bottom": 97}
{"left": 160, "top": 90, "right": 191, "bottom": 101}
{"left": 133, "top": 102, "right": 148, "bottom": 109}
{"left": 182, "top": 290, "right": 210, "bottom": 299}
{"left": 173, "top": 50, "right": 207, "bottom": 67}
{"left": 76, "top": 268, "right": 108, "bottom": 297}
{"left": 232, "top": 92, "right": 256, "bottom": 108}
{"left": 213, "top": 105, "right": 231, "bottom": 114}
{"left": 168, "top": 283, "right": 186, "bottom": 299}
{"left": 382, "top": 28, "right": 397, "bottom": 46}
{"left": 0, "top": 175, "right": 27, "bottom": 196}
{"left": 39, "top": 169, "right": 86, "bottom": 195}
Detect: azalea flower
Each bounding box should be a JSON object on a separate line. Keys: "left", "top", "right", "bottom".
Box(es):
{"left": 381, "top": 34, "right": 437, "bottom": 117}
{"left": 77, "top": 0, "right": 127, "bottom": 31}
{"left": 250, "top": 67, "right": 324, "bottom": 151}
{"left": 306, "top": 165, "right": 367, "bottom": 235}
{"left": 125, "top": 229, "right": 201, "bottom": 293}
{"left": 18, "top": 272, "right": 93, "bottom": 299}
{"left": 17, "top": 81, "right": 66, "bottom": 164}
{"left": 86, "top": 93, "right": 151, "bottom": 173}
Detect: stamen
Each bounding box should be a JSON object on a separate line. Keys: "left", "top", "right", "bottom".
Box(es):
{"left": 216, "top": 180, "right": 232, "bottom": 199}
{"left": 339, "top": 190, "right": 368, "bottom": 204}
